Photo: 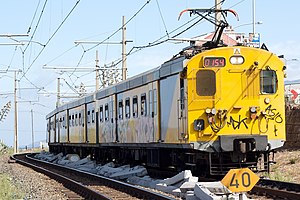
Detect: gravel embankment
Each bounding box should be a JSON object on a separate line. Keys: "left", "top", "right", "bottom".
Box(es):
{"left": 0, "top": 154, "right": 68, "bottom": 200}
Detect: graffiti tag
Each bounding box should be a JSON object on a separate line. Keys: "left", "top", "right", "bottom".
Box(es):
{"left": 264, "top": 105, "right": 283, "bottom": 123}
{"left": 227, "top": 115, "right": 248, "bottom": 130}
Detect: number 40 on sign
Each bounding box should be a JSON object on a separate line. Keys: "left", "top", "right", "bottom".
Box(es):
{"left": 221, "top": 168, "right": 260, "bottom": 193}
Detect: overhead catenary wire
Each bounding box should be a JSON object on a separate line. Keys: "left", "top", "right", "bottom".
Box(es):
{"left": 39, "top": 0, "right": 227, "bottom": 94}
{"left": 20, "top": 0, "right": 81, "bottom": 81}
{"left": 24, "top": 0, "right": 48, "bottom": 53}
{"left": 5, "top": 46, "right": 18, "bottom": 72}
{"left": 74, "top": 0, "right": 152, "bottom": 69}
{"left": 155, "top": 0, "right": 169, "bottom": 38}
{"left": 98, "top": 0, "right": 226, "bottom": 72}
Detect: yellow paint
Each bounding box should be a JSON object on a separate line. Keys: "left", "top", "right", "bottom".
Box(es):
{"left": 221, "top": 168, "right": 260, "bottom": 192}
{"left": 186, "top": 47, "right": 286, "bottom": 143}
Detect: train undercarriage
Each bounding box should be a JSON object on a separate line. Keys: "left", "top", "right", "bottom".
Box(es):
{"left": 49, "top": 143, "right": 274, "bottom": 177}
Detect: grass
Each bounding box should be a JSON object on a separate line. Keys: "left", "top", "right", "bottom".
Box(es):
{"left": 268, "top": 171, "right": 293, "bottom": 182}
{"left": 0, "top": 142, "right": 25, "bottom": 199}
{"left": 0, "top": 174, "right": 24, "bottom": 200}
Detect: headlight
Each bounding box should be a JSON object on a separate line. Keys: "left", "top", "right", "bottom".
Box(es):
{"left": 211, "top": 108, "right": 217, "bottom": 115}
{"left": 264, "top": 97, "right": 270, "bottom": 104}
{"left": 250, "top": 106, "right": 257, "bottom": 113}
{"left": 230, "top": 56, "right": 244, "bottom": 65}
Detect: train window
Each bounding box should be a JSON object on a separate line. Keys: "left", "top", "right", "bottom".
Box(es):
{"left": 110, "top": 101, "right": 114, "bottom": 123}
{"left": 125, "top": 98, "right": 130, "bottom": 118}
{"left": 105, "top": 104, "right": 109, "bottom": 121}
{"left": 141, "top": 94, "right": 147, "bottom": 116}
{"left": 72, "top": 114, "right": 75, "bottom": 126}
{"left": 78, "top": 112, "right": 82, "bottom": 125}
{"left": 75, "top": 113, "right": 78, "bottom": 126}
{"left": 99, "top": 106, "right": 103, "bottom": 122}
{"left": 133, "top": 96, "right": 138, "bottom": 118}
{"left": 118, "top": 100, "right": 123, "bottom": 119}
{"left": 149, "top": 90, "right": 153, "bottom": 117}
{"left": 260, "top": 70, "right": 277, "bottom": 94}
{"left": 92, "top": 109, "right": 95, "bottom": 123}
{"left": 87, "top": 110, "right": 91, "bottom": 124}
{"left": 196, "top": 70, "right": 216, "bottom": 96}
{"left": 153, "top": 89, "right": 157, "bottom": 116}
{"left": 69, "top": 116, "right": 71, "bottom": 127}
{"left": 62, "top": 116, "right": 65, "bottom": 128}
{"left": 47, "top": 122, "right": 49, "bottom": 132}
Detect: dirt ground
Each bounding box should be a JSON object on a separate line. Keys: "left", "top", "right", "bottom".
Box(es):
{"left": 268, "top": 148, "right": 300, "bottom": 183}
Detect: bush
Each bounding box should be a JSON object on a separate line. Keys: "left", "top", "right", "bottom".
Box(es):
{"left": 289, "top": 158, "right": 297, "bottom": 164}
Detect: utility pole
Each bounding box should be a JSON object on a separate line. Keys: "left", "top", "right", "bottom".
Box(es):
{"left": 31, "top": 109, "right": 34, "bottom": 150}
{"left": 252, "top": 0, "right": 256, "bottom": 34}
{"left": 122, "top": 16, "right": 127, "bottom": 80}
{"left": 56, "top": 77, "right": 60, "bottom": 108}
{"left": 0, "top": 69, "right": 22, "bottom": 154}
{"left": 14, "top": 71, "right": 18, "bottom": 154}
{"left": 95, "top": 50, "right": 100, "bottom": 90}
{"left": 215, "top": 0, "right": 222, "bottom": 31}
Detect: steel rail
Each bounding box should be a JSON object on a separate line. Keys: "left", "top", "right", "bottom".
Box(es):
{"left": 251, "top": 179, "right": 300, "bottom": 200}
{"left": 12, "top": 153, "right": 110, "bottom": 200}
{"left": 12, "top": 153, "right": 174, "bottom": 200}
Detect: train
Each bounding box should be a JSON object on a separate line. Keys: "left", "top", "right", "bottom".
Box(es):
{"left": 46, "top": 9, "right": 286, "bottom": 177}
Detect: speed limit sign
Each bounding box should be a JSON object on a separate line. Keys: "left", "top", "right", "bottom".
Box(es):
{"left": 221, "top": 168, "right": 260, "bottom": 193}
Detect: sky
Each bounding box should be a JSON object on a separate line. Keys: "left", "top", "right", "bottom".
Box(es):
{"left": 0, "top": 0, "right": 298, "bottom": 147}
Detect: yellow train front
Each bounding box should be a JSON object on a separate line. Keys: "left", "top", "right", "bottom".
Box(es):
{"left": 46, "top": 45, "right": 286, "bottom": 177}
{"left": 184, "top": 46, "right": 286, "bottom": 176}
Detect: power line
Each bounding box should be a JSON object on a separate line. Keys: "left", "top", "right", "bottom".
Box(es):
{"left": 24, "top": 0, "right": 48, "bottom": 53}
{"left": 20, "top": 0, "right": 81, "bottom": 81}
{"left": 86, "top": 0, "right": 151, "bottom": 52}
{"left": 6, "top": 46, "right": 18, "bottom": 72}
{"left": 26, "top": 0, "right": 41, "bottom": 34}
{"left": 75, "top": 0, "right": 152, "bottom": 68}
{"left": 155, "top": 0, "right": 169, "bottom": 38}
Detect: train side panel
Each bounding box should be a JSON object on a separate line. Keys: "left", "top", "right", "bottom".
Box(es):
{"left": 49, "top": 116, "right": 55, "bottom": 143}
{"left": 86, "top": 102, "right": 96, "bottom": 143}
{"left": 69, "top": 105, "right": 85, "bottom": 143}
{"left": 159, "top": 74, "right": 184, "bottom": 143}
{"left": 57, "top": 111, "right": 68, "bottom": 142}
{"left": 116, "top": 82, "right": 159, "bottom": 143}
{"left": 97, "top": 95, "right": 116, "bottom": 142}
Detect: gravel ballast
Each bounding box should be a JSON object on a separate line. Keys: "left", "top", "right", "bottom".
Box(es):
{"left": 0, "top": 154, "right": 68, "bottom": 200}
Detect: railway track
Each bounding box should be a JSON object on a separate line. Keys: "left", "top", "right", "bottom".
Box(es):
{"left": 11, "top": 153, "right": 175, "bottom": 200}
{"left": 250, "top": 179, "right": 300, "bottom": 200}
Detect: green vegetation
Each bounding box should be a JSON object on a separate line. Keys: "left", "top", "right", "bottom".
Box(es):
{"left": 0, "top": 174, "right": 24, "bottom": 200}
{"left": 0, "top": 142, "right": 24, "bottom": 199}
{"left": 289, "top": 158, "right": 297, "bottom": 164}
{"left": 268, "top": 171, "right": 293, "bottom": 182}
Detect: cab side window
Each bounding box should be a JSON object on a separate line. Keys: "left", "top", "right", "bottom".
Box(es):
{"left": 260, "top": 70, "right": 277, "bottom": 94}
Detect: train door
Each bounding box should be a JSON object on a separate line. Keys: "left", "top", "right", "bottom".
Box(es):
{"left": 178, "top": 78, "right": 187, "bottom": 140}
{"left": 159, "top": 74, "right": 181, "bottom": 142}
{"left": 148, "top": 81, "right": 159, "bottom": 142}
{"left": 49, "top": 116, "right": 55, "bottom": 143}
{"left": 109, "top": 95, "right": 116, "bottom": 142}
{"left": 55, "top": 115, "right": 59, "bottom": 143}
{"left": 95, "top": 110, "right": 99, "bottom": 143}
{"left": 86, "top": 103, "right": 96, "bottom": 143}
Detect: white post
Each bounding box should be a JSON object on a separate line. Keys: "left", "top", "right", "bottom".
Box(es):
{"left": 215, "top": 0, "right": 222, "bottom": 31}
{"left": 31, "top": 109, "right": 34, "bottom": 150}
{"left": 14, "top": 71, "right": 18, "bottom": 154}
{"left": 252, "top": 0, "right": 256, "bottom": 34}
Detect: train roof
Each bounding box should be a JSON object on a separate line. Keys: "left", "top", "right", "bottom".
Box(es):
{"left": 46, "top": 55, "right": 186, "bottom": 119}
